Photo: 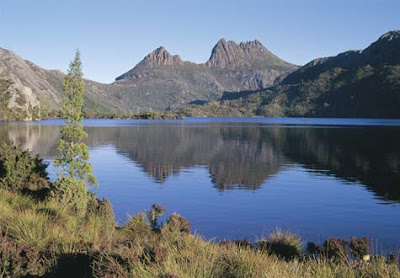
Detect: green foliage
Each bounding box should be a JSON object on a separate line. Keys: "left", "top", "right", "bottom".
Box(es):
{"left": 54, "top": 50, "right": 96, "bottom": 187}
{"left": 0, "top": 142, "right": 49, "bottom": 195}
{"left": 52, "top": 50, "right": 96, "bottom": 213}
{"left": 161, "top": 213, "right": 191, "bottom": 237}
{"left": 49, "top": 177, "right": 90, "bottom": 215}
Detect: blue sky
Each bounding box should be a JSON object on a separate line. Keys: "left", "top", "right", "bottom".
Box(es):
{"left": 1, "top": 0, "right": 399, "bottom": 83}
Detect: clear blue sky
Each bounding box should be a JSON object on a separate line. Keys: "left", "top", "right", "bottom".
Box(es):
{"left": 1, "top": 0, "right": 399, "bottom": 83}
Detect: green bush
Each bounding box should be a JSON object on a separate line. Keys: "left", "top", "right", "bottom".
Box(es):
{"left": 161, "top": 213, "right": 191, "bottom": 236}
{"left": 0, "top": 143, "right": 49, "bottom": 196}
{"left": 49, "top": 177, "right": 89, "bottom": 216}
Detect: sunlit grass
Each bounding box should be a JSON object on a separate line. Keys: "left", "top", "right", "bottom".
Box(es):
{"left": 0, "top": 189, "right": 399, "bottom": 277}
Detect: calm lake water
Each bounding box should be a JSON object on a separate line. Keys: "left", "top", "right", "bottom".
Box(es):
{"left": 1, "top": 117, "right": 400, "bottom": 251}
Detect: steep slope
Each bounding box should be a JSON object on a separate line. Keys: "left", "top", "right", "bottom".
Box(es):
{"left": 0, "top": 48, "right": 145, "bottom": 120}
{"left": 182, "top": 31, "right": 400, "bottom": 118}
{"left": 0, "top": 47, "right": 61, "bottom": 120}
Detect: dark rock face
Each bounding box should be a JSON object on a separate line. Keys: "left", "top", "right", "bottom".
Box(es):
{"left": 361, "top": 30, "right": 400, "bottom": 65}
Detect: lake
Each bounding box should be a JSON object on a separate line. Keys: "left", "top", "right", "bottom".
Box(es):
{"left": 1, "top": 117, "right": 400, "bottom": 252}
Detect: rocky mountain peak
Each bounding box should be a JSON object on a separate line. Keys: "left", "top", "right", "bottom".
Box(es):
{"left": 139, "top": 46, "right": 183, "bottom": 68}
{"left": 206, "top": 38, "right": 294, "bottom": 70}
{"left": 115, "top": 46, "right": 185, "bottom": 81}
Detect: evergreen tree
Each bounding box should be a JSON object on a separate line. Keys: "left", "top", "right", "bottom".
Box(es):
{"left": 52, "top": 50, "right": 96, "bottom": 213}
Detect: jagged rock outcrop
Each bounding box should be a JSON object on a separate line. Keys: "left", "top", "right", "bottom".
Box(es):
{"left": 116, "top": 47, "right": 184, "bottom": 81}
{"left": 123, "top": 47, "right": 182, "bottom": 71}
{"left": 206, "top": 39, "right": 293, "bottom": 70}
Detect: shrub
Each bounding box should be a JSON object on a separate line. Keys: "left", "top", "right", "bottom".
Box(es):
{"left": 141, "top": 245, "right": 168, "bottom": 264}
{"left": 323, "top": 238, "right": 349, "bottom": 262}
{"left": 307, "top": 242, "right": 321, "bottom": 255}
{"left": 348, "top": 237, "right": 370, "bottom": 259}
{"left": 161, "top": 213, "right": 191, "bottom": 237}
{"left": 125, "top": 213, "right": 152, "bottom": 238}
{"left": 307, "top": 237, "right": 374, "bottom": 263}
{"left": 87, "top": 195, "right": 115, "bottom": 221}
{"left": 257, "top": 229, "right": 303, "bottom": 261}
{"left": 0, "top": 234, "right": 50, "bottom": 277}
{"left": 49, "top": 177, "right": 89, "bottom": 216}
{"left": 0, "top": 143, "right": 49, "bottom": 196}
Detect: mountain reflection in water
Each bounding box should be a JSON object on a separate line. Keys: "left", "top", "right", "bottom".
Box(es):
{"left": 1, "top": 119, "right": 399, "bottom": 202}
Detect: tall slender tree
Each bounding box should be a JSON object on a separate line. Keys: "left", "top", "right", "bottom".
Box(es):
{"left": 54, "top": 50, "right": 96, "bottom": 186}
{"left": 53, "top": 50, "right": 96, "bottom": 213}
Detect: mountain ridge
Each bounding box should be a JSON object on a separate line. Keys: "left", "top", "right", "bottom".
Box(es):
{"left": 0, "top": 38, "right": 297, "bottom": 120}
{"left": 179, "top": 30, "right": 400, "bottom": 118}
{"left": 116, "top": 38, "right": 296, "bottom": 82}
{"left": 1, "top": 31, "right": 399, "bottom": 120}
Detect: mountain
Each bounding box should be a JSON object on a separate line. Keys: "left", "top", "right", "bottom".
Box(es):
{"left": 0, "top": 47, "right": 132, "bottom": 120}
{"left": 114, "top": 39, "right": 297, "bottom": 110}
{"left": 0, "top": 39, "right": 296, "bottom": 120}
{"left": 182, "top": 31, "right": 400, "bottom": 118}
{"left": 206, "top": 39, "right": 293, "bottom": 70}
{"left": 2, "top": 31, "right": 399, "bottom": 120}
{"left": 0, "top": 47, "right": 60, "bottom": 120}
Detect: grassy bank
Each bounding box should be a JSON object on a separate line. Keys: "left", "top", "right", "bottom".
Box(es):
{"left": 0, "top": 189, "right": 399, "bottom": 277}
